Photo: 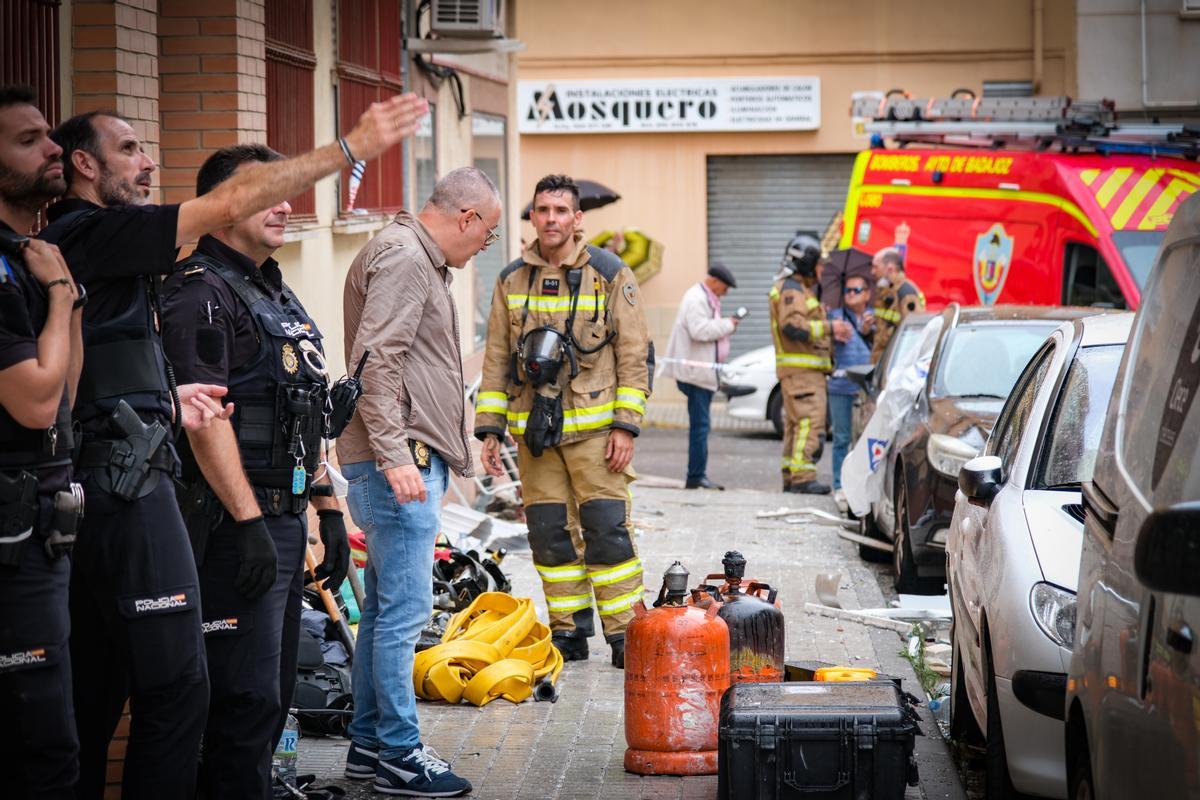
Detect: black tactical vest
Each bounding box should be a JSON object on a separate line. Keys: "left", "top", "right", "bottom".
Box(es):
{"left": 38, "top": 209, "right": 174, "bottom": 428}
{"left": 175, "top": 254, "right": 328, "bottom": 494}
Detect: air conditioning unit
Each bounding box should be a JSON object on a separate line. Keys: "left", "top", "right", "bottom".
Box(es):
{"left": 430, "top": 0, "right": 503, "bottom": 39}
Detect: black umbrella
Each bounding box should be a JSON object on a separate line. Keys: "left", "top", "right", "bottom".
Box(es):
{"left": 520, "top": 179, "right": 621, "bottom": 220}
{"left": 818, "top": 247, "right": 875, "bottom": 310}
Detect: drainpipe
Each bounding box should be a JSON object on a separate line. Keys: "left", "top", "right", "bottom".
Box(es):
{"left": 1140, "top": 0, "right": 1198, "bottom": 109}
{"left": 1033, "top": 0, "right": 1044, "bottom": 93}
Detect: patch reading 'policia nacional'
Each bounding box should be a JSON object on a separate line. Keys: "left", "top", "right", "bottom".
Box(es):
{"left": 281, "top": 342, "right": 299, "bottom": 375}
{"left": 623, "top": 282, "right": 637, "bottom": 306}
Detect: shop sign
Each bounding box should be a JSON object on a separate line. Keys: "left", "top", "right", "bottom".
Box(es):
{"left": 518, "top": 77, "right": 820, "bottom": 134}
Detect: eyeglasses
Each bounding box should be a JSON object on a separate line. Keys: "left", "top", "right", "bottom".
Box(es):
{"left": 844, "top": 286, "right": 867, "bottom": 295}
{"left": 462, "top": 208, "right": 501, "bottom": 247}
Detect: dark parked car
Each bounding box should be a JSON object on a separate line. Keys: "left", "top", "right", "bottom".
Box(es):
{"left": 875, "top": 304, "right": 1095, "bottom": 594}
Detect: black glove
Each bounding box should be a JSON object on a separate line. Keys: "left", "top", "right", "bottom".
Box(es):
{"left": 315, "top": 509, "right": 351, "bottom": 592}
{"left": 233, "top": 516, "right": 278, "bottom": 600}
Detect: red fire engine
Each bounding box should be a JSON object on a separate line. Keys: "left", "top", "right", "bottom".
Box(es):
{"left": 840, "top": 93, "right": 1200, "bottom": 310}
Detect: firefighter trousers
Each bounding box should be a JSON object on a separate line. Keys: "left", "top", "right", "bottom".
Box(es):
{"left": 517, "top": 434, "right": 643, "bottom": 642}
{"left": 780, "top": 372, "right": 826, "bottom": 486}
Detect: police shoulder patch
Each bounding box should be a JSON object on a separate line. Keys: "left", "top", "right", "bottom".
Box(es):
{"left": 622, "top": 282, "right": 637, "bottom": 306}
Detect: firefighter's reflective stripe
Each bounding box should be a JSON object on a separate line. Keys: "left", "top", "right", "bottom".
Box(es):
{"left": 536, "top": 563, "right": 588, "bottom": 583}
{"left": 810, "top": 319, "right": 825, "bottom": 340}
{"left": 614, "top": 387, "right": 647, "bottom": 414}
{"left": 597, "top": 587, "right": 645, "bottom": 616}
{"left": 506, "top": 294, "right": 607, "bottom": 313}
{"left": 475, "top": 391, "right": 509, "bottom": 415}
{"left": 545, "top": 593, "right": 594, "bottom": 613}
{"left": 775, "top": 353, "right": 833, "bottom": 370}
{"left": 873, "top": 306, "right": 901, "bottom": 323}
{"left": 805, "top": 296, "right": 821, "bottom": 310}
{"left": 787, "top": 418, "right": 812, "bottom": 473}
{"left": 769, "top": 286, "right": 781, "bottom": 300}
{"left": 506, "top": 401, "right": 619, "bottom": 436}
{"left": 587, "top": 558, "right": 643, "bottom": 588}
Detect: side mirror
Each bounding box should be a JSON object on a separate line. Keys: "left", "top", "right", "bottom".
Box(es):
{"left": 1134, "top": 502, "right": 1200, "bottom": 597}
{"left": 844, "top": 363, "right": 876, "bottom": 393}
{"left": 959, "top": 455, "right": 1003, "bottom": 507}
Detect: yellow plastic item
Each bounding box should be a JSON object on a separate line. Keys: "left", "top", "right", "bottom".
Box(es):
{"left": 814, "top": 666, "right": 879, "bottom": 682}
{"left": 413, "top": 593, "right": 564, "bottom": 707}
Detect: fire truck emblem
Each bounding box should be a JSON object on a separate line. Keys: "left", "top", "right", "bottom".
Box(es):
{"left": 973, "top": 224, "right": 1014, "bottom": 305}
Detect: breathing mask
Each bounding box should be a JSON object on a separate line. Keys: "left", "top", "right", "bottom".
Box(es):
{"left": 518, "top": 326, "right": 576, "bottom": 387}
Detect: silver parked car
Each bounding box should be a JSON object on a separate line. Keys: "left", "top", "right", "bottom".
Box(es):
{"left": 949, "top": 313, "right": 1132, "bottom": 798}
{"left": 1065, "top": 192, "right": 1200, "bottom": 800}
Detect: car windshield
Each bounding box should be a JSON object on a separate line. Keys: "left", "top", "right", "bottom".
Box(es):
{"left": 932, "top": 322, "right": 1058, "bottom": 398}
{"left": 1038, "top": 344, "right": 1124, "bottom": 489}
{"left": 1111, "top": 230, "right": 1165, "bottom": 289}
{"left": 879, "top": 323, "right": 926, "bottom": 388}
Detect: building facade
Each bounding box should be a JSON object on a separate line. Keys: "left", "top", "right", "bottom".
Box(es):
{"left": 513, "top": 0, "right": 1083, "bottom": 363}
{"left": 2, "top": 0, "right": 523, "bottom": 379}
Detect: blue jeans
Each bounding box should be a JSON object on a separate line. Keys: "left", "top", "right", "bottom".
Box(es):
{"left": 677, "top": 381, "right": 714, "bottom": 482}
{"left": 342, "top": 455, "right": 448, "bottom": 761}
{"left": 829, "top": 393, "right": 855, "bottom": 491}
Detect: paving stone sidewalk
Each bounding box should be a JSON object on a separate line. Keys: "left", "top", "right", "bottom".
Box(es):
{"left": 299, "top": 483, "right": 964, "bottom": 800}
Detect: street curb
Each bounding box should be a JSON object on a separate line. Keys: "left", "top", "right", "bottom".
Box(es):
{"left": 869, "top": 624, "right": 968, "bottom": 800}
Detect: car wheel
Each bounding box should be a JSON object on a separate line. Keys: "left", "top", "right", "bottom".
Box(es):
{"left": 892, "top": 479, "right": 944, "bottom": 595}
{"left": 768, "top": 388, "right": 783, "bottom": 439}
{"left": 949, "top": 620, "right": 983, "bottom": 744}
{"left": 857, "top": 513, "right": 891, "bottom": 563}
{"left": 1068, "top": 737, "right": 1095, "bottom": 800}
{"left": 986, "top": 650, "right": 1029, "bottom": 800}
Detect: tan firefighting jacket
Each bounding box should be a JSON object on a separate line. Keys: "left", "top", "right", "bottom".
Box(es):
{"left": 870, "top": 275, "right": 926, "bottom": 362}
{"left": 768, "top": 275, "right": 832, "bottom": 380}
{"left": 474, "top": 235, "right": 653, "bottom": 445}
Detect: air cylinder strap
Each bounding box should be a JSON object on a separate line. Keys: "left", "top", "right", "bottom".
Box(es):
{"left": 413, "top": 592, "right": 564, "bottom": 707}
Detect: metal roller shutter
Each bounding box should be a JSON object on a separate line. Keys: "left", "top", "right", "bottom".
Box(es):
{"left": 707, "top": 154, "right": 855, "bottom": 357}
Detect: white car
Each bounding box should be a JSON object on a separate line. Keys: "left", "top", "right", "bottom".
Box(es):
{"left": 947, "top": 312, "right": 1132, "bottom": 798}
{"left": 723, "top": 345, "right": 783, "bottom": 436}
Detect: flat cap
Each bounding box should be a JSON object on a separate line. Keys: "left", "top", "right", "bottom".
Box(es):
{"left": 707, "top": 262, "right": 737, "bottom": 289}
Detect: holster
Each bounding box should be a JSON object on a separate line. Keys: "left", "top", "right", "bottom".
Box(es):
{"left": 176, "top": 478, "right": 223, "bottom": 568}
{"left": 79, "top": 400, "right": 174, "bottom": 501}
{"left": 525, "top": 392, "right": 564, "bottom": 458}
{"left": 0, "top": 470, "right": 39, "bottom": 567}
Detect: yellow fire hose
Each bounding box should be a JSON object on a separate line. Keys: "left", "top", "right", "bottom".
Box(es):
{"left": 413, "top": 592, "right": 564, "bottom": 707}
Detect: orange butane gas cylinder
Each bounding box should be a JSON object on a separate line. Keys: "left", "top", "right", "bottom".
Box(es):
{"left": 624, "top": 562, "right": 729, "bottom": 776}
{"left": 694, "top": 551, "right": 785, "bottom": 684}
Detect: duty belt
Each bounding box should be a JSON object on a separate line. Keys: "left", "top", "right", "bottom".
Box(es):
{"left": 244, "top": 468, "right": 315, "bottom": 516}
{"left": 79, "top": 439, "right": 177, "bottom": 475}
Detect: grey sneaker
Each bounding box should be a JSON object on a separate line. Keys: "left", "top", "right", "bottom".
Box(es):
{"left": 375, "top": 744, "right": 472, "bottom": 797}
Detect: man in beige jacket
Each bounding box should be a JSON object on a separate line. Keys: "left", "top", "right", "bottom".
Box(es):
{"left": 338, "top": 167, "right": 499, "bottom": 798}
{"left": 659, "top": 263, "right": 741, "bottom": 489}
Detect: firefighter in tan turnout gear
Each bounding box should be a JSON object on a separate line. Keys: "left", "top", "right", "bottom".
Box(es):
{"left": 867, "top": 244, "right": 926, "bottom": 363}
{"left": 476, "top": 175, "right": 653, "bottom": 669}
{"left": 769, "top": 233, "right": 833, "bottom": 495}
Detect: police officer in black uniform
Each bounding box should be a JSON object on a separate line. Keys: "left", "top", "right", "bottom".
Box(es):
{"left": 40, "top": 94, "right": 427, "bottom": 799}
{"left": 0, "top": 85, "right": 84, "bottom": 799}
{"left": 161, "top": 144, "right": 350, "bottom": 800}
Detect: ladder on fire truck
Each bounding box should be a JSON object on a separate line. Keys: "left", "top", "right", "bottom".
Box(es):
{"left": 852, "top": 91, "right": 1199, "bottom": 159}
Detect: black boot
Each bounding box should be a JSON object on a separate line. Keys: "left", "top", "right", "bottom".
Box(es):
{"left": 551, "top": 633, "right": 590, "bottom": 662}
{"left": 788, "top": 480, "right": 831, "bottom": 495}
{"left": 684, "top": 477, "right": 724, "bottom": 490}
{"left": 608, "top": 636, "right": 625, "bottom": 669}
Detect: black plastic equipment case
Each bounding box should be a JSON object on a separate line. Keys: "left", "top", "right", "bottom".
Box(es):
{"left": 717, "top": 681, "right": 920, "bottom": 800}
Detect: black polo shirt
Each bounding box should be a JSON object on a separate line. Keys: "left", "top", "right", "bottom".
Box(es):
{"left": 161, "top": 235, "right": 286, "bottom": 387}
{"left": 0, "top": 222, "right": 71, "bottom": 491}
